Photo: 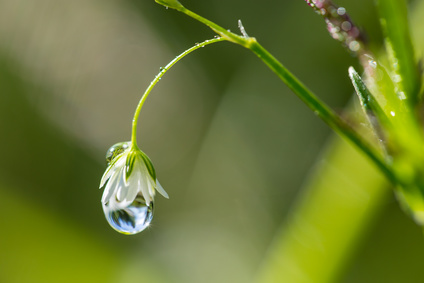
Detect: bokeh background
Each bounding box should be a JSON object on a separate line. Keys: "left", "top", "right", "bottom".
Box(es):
{"left": 1, "top": 0, "right": 424, "bottom": 282}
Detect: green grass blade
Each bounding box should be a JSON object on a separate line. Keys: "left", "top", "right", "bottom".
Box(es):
{"left": 256, "top": 136, "right": 389, "bottom": 283}
{"left": 376, "top": 0, "right": 421, "bottom": 104}
{"left": 349, "top": 67, "right": 391, "bottom": 131}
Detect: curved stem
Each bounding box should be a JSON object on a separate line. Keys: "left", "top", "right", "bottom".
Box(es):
{"left": 131, "top": 37, "right": 225, "bottom": 147}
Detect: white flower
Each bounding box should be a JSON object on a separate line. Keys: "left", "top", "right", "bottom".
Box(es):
{"left": 99, "top": 142, "right": 169, "bottom": 210}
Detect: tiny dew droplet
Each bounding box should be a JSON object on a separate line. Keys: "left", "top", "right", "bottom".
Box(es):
{"left": 103, "top": 193, "right": 154, "bottom": 235}
{"left": 105, "top": 141, "right": 131, "bottom": 166}
{"left": 397, "top": 91, "right": 407, "bottom": 100}
{"left": 337, "top": 7, "right": 346, "bottom": 16}
{"left": 341, "top": 21, "right": 351, "bottom": 31}
{"left": 369, "top": 60, "right": 377, "bottom": 69}
{"left": 349, "top": 41, "right": 360, "bottom": 52}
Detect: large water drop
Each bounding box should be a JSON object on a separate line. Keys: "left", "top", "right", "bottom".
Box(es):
{"left": 103, "top": 193, "right": 154, "bottom": 234}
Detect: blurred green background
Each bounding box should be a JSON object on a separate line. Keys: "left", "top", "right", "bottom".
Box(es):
{"left": 1, "top": 0, "right": 424, "bottom": 282}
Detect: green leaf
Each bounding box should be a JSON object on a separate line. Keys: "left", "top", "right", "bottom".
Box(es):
{"left": 376, "top": 0, "right": 421, "bottom": 104}
{"left": 348, "top": 66, "right": 391, "bottom": 131}
{"left": 257, "top": 136, "right": 389, "bottom": 283}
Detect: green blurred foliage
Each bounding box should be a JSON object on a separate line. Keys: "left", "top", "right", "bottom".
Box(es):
{"left": 0, "top": 0, "right": 423, "bottom": 282}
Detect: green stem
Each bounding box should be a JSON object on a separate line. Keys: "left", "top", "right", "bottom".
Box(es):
{"left": 169, "top": 5, "right": 396, "bottom": 183}
{"left": 250, "top": 42, "right": 396, "bottom": 183}
{"left": 131, "top": 37, "right": 225, "bottom": 148}
{"left": 180, "top": 8, "right": 248, "bottom": 46}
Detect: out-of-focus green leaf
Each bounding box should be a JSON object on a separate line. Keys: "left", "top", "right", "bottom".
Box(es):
{"left": 0, "top": 186, "right": 119, "bottom": 283}
{"left": 257, "top": 136, "right": 389, "bottom": 283}
{"left": 376, "top": 0, "right": 421, "bottom": 104}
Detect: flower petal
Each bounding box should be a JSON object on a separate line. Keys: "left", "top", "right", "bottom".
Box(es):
{"left": 124, "top": 169, "right": 140, "bottom": 204}
{"left": 100, "top": 154, "right": 127, "bottom": 188}
{"left": 155, "top": 180, "right": 169, "bottom": 199}
{"left": 136, "top": 158, "right": 152, "bottom": 205}
{"left": 116, "top": 171, "right": 128, "bottom": 202}
{"left": 100, "top": 164, "right": 115, "bottom": 189}
{"left": 102, "top": 167, "right": 121, "bottom": 203}
{"left": 148, "top": 178, "right": 156, "bottom": 198}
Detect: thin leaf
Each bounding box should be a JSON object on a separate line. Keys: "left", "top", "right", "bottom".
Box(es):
{"left": 256, "top": 136, "right": 389, "bottom": 283}
{"left": 349, "top": 66, "right": 391, "bottom": 131}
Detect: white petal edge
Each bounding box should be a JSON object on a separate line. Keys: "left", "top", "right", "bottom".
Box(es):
{"left": 102, "top": 167, "right": 121, "bottom": 203}
{"left": 100, "top": 153, "right": 127, "bottom": 188}
{"left": 147, "top": 178, "right": 156, "bottom": 198}
{"left": 116, "top": 171, "right": 128, "bottom": 202}
{"left": 124, "top": 168, "right": 141, "bottom": 204}
{"left": 155, "top": 180, "right": 169, "bottom": 199}
{"left": 137, "top": 159, "right": 152, "bottom": 205}
{"left": 100, "top": 165, "right": 116, "bottom": 188}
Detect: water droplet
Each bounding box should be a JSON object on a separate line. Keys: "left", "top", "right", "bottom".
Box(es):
{"left": 328, "top": 6, "right": 337, "bottom": 17}
{"left": 337, "top": 7, "right": 346, "bottom": 16}
{"left": 390, "top": 111, "right": 396, "bottom": 117}
{"left": 349, "top": 41, "right": 360, "bottom": 52}
{"left": 392, "top": 74, "right": 402, "bottom": 83}
{"left": 103, "top": 193, "right": 154, "bottom": 234}
{"left": 397, "top": 91, "right": 407, "bottom": 100}
{"left": 341, "top": 21, "right": 352, "bottom": 31}
{"left": 106, "top": 142, "right": 131, "bottom": 166}
{"left": 369, "top": 59, "right": 377, "bottom": 69}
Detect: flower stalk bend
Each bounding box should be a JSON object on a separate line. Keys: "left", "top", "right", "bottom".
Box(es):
{"left": 131, "top": 37, "right": 225, "bottom": 147}
{"left": 100, "top": 37, "right": 224, "bottom": 234}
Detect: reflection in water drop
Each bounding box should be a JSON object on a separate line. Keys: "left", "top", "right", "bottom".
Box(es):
{"left": 103, "top": 193, "right": 154, "bottom": 234}
{"left": 105, "top": 141, "right": 131, "bottom": 166}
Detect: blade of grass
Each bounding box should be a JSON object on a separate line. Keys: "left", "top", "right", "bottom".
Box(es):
{"left": 256, "top": 135, "right": 389, "bottom": 283}
{"left": 349, "top": 67, "right": 392, "bottom": 131}
{"left": 376, "top": 0, "right": 421, "bottom": 104}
